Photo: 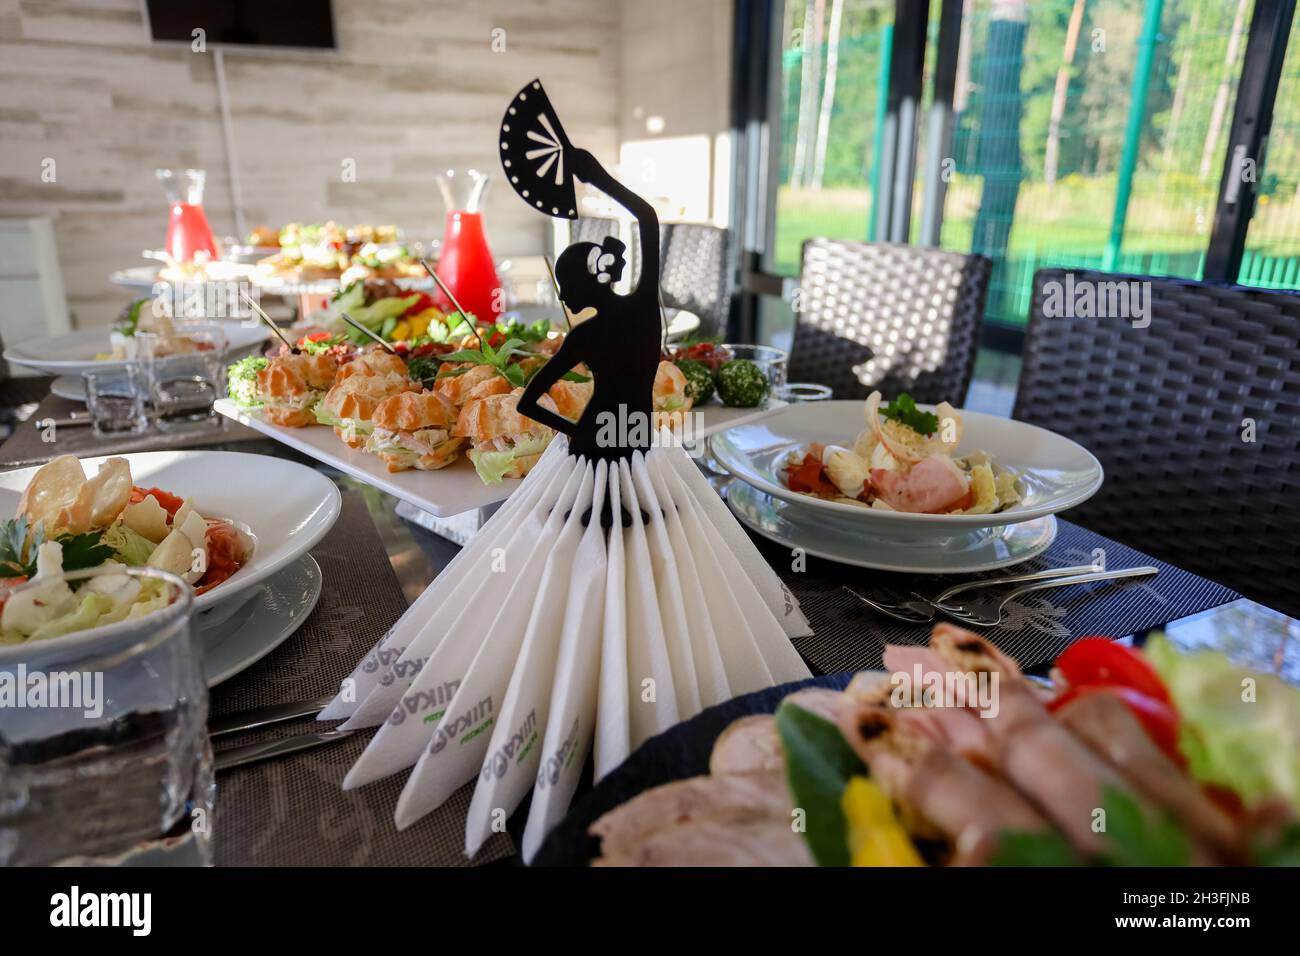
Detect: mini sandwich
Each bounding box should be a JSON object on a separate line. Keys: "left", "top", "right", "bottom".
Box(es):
{"left": 365, "top": 390, "right": 465, "bottom": 472}
{"left": 455, "top": 387, "right": 558, "bottom": 483}
{"left": 652, "top": 360, "right": 693, "bottom": 429}
{"left": 336, "top": 348, "right": 410, "bottom": 384}
{"left": 316, "top": 372, "right": 417, "bottom": 447}
{"left": 435, "top": 362, "right": 511, "bottom": 407}
{"left": 254, "top": 351, "right": 339, "bottom": 427}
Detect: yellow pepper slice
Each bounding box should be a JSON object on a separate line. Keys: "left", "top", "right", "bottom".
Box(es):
{"left": 842, "top": 776, "right": 924, "bottom": 867}
{"left": 389, "top": 320, "right": 411, "bottom": 342}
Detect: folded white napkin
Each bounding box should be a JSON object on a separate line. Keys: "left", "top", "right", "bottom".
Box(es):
{"left": 332, "top": 439, "right": 813, "bottom": 855}
{"left": 318, "top": 440, "right": 572, "bottom": 724}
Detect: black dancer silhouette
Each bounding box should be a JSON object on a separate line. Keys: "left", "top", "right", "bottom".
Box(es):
{"left": 518, "top": 150, "right": 660, "bottom": 462}
{"left": 499, "top": 79, "right": 661, "bottom": 463}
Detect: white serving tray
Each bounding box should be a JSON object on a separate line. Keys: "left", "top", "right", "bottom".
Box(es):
{"left": 215, "top": 397, "right": 786, "bottom": 517}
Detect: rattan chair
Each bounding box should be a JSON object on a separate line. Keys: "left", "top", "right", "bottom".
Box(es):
{"left": 660, "top": 223, "right": 732, "bottom": 336}
{"left": 1014, "top": 268, "right": 1300, "bottom": 617}
{"left": 789, "top": 239, "right": 991, "bottom": 404}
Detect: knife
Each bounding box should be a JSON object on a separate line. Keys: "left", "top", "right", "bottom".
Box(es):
{"left": 215, "top": 729, "right": 356, "bottom": 772}
{"left": 208, "top": 694, "right": 338, "bottom": 739}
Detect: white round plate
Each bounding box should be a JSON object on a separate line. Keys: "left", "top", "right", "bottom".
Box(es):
{"left": 201, "top": 553, "right": 322, "bottom": 686}
{"left": 727, "top": 479, "right": 1058, "bottom": 573}
{"left": 0, "top": 450, "right": 341, "bottom": 613}
{"left": 710, "top": 400, "right": 1102, "bottom": 541}
{"left": 3, "top": 324, "right": 270, "bottom": 377}
{"left": 49, "top": 375, "right": 85, "bottom": 402}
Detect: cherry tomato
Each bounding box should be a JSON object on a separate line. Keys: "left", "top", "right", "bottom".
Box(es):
{"left": 1055, "top": 636, "right": 1173, "bottom": 704}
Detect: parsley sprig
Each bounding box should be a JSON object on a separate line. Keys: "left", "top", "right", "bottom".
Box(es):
{"left": 880, "top": 393, "right": 940, "bottom": 437}
{"left": 436, "top": 337, "right": 589, "bottom": 388}
{"left": 0, "top": 516, "right": 115, "bottom": 580}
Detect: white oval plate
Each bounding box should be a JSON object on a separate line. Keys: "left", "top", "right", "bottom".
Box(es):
{"left": 3, "top": 324, "right": 270, "bottom": 376}
{"left": 727, "top": 479, "right": 1058, "bottom": 573}
{"left": 201, "top": 553, "right": 323, "bottom": 686}
{"left": 710, "top": 400, "right": 1102, "bottom": 541}
{"left": 0, "top": 450, "right": 341, "bottom": 613}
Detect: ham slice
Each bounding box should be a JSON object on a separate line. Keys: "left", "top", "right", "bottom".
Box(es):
{"left": 590, "top": 772, "right": 794, "bottom": 864}
{"left": 1056, "top": 691, "right": 1242, "bottom": 861}
{"left": 871, "top": 455, "right": 971, "bottom": 513}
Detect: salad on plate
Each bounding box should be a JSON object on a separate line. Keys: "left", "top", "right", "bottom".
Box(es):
{"left": 0, "top": 456, "right": 252, "bottom": 644}
{"left": 782, "top": 391, "right": 1023, "bottom": 515}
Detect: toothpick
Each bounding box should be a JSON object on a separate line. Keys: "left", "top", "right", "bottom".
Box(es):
{"left": 241, "top": 291, "right": 299, "bottom": 353}
{"left": 339, "top": 312, "right": 398, "bottom": 354}
{"left": 420, "top": 259, "right": 483, "bottom": 350}
{"left": 542, "top": 255, "right": 570, "bottom": 332}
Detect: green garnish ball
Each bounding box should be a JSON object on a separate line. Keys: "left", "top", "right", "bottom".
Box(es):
{"left": 676, "top": 358, "right": 715, "bottom": 406}
{"left": 715, "top": 359, "right": 770, "bottom": 408}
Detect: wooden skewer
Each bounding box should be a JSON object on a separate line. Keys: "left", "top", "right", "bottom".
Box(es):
{"left": 542, "top": 255, "right": 570, "bottom": 332}
{"left": 420, "top": 258, "right": 483, "bottom": 350}
{"left": 240, "top": 291, "right": 299, "bottom": 353}
{"left": 339, "top": 311, "right": 398, "bottom": 354}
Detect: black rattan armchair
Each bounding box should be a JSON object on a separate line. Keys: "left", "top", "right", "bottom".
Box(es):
{"left": 660, "top": 223, "right": 732, "bottom": 336}
{"left": 788, "top": 239, "right": 991, "bottom": 404}
{"left": 1014, "top": 268, "right": 1300, "bottom": 617}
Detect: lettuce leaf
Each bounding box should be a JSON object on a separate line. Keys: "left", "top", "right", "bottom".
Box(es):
{"left": 1146, "top": 633, "right": 1300, "bottom": 812}
{"left": 28, "top": 592, "right": 119, "bottom": 641}
{"left": 102, "top": 522, "right": 156, "bottom": 566}
{"left": 468, "top": 433, "right": 551, "bottom": 485}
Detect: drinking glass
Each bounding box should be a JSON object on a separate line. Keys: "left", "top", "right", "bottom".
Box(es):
{"left": 139, "top": 322, "right": 227, "bottom": 432}
{"left": 776, "top": 382, "right": 833, "bottom": 402}
{"left": 0, "top": 567, "right": 213, "bottom": 866}
{"left": 83, "top": 366, "right": 148, "bottom": 438}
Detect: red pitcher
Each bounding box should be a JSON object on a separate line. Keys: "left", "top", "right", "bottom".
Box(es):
{"left": 434, "top": 169, "right": 503, "bottom": 324}
{"left": 156, "top": 168, "right": 219, "bottom": 263}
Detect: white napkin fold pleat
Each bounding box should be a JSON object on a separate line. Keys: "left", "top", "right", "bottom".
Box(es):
{"left": 639, "top": 450, "right": 732, "bottom": 708}
{"left": 333, "top": 440, "right": 814, "bottom": 852}
{"left": 616, "top": 458, "right": 681, "bottom": 760}
{"left": 630, "top": 453, "right": 703, "bottom": 718}
{"left": 593, "top": 460, "right": 630, "bottom": 781}
{"left": 518, "top": 461, "right": 609, "bottom": 861}
{"left": 661, "top": 443, "right": 813, "bottom": 638}
{"left": 318, "top": 442, "right": 571, "bottom": 723}
{"left": 391, "top": 463, "right": 590, "bottom": 828}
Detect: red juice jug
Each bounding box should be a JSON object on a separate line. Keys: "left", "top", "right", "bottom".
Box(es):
{"left": 435, "top": 169, "right": 503, "bottom": 324}
{"left": 156, "top": 168, "right": 219, "bottom": 263}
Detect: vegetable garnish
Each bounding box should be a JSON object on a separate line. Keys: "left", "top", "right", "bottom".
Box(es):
{"left": 775, "top": 701, "right": 866, "bottom": 867}
{"left": 1054, "top": 636, "right": 1173, "bottom": 704}
{"left": 0, "top": 517, "right": 113, "bottom": 580}
{"left": 880, "top": 392, "right": 940, "bottom": 437}
{"left": 438, "top": 336, "right": 589, "bottom": 388}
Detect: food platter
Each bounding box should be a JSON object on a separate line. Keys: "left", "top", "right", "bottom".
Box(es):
{"left": 214, "top": 397, "right": 781, "bottom": 517}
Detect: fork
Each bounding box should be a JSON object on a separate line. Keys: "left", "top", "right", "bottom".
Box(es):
{"left": 936, "top": 565, "right": 1159, "bottom": 627}
{"left": 841, "top": 562, "right": 1101, "bottom": 624}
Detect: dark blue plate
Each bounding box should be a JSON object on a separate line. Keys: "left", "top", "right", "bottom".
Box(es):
{"left": 531, "top": 671, "right": 853, "bottom": 866}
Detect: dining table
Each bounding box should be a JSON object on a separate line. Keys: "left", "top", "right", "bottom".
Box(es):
{"left": 1, "top": 383, "right": 1296, "bottom": 867}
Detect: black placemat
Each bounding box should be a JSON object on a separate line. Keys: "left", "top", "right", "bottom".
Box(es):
{"left": 211, "top": 489, "right": 513, "bottom": 867}
{"left": 0, "top": 393, "right": 263, "bottom": 468}
{"left": 762, "top": 518, "right": 1241, "bottom": 674}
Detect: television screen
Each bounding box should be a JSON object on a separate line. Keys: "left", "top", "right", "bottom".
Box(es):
{"left": 145, "top": 0, "right": 336, "bottom": 50}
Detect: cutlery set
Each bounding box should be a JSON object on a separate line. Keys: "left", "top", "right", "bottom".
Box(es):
{"left": 843, "top": 564, "right": 1159, "bottom": 627}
